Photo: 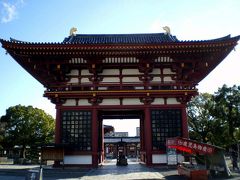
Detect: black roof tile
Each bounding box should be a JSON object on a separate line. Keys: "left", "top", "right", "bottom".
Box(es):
{"left": 1, "top": 33, "right": 238, "bottom": 46}
{"left": 62, "top": 33, "right": 179, "bottom": 44}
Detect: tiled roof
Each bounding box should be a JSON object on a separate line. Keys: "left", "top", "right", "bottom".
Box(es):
{"left": 1, "top": 34, "right": 238, "bottom": 46}
{"left": 62, "top": 33, "right": 179, "bottom": 44}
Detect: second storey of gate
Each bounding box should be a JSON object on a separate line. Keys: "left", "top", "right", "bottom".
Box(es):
{"left": 1, "top": 33, "right": 239, "bottom": 106}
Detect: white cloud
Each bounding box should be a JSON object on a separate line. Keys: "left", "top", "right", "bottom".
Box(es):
{"left": 1, "top": 2, "right": 17, "bottom": 23}
{"left": 1, "top": 0, "right": 24, "bottom": 23}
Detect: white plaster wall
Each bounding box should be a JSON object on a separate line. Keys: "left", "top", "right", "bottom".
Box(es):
{"left": 152, "top": 154, "right": 167, "bottom": 164}
{"left": 64, "top": 155, "right": 92, "bottom": 165}
{"left": 81, "top": 78, "right": 90, "bottom": 83}
{"left": 67, "top": 69, "right": 79, "bottom": 76}
{"left": 150, "top": 68, "right": 161, "bottom": 74}
{"left": 122, "top": 69, "right": 142, "bottom": 75}
{"left": 78, "top": 99, "right": 91, "bottom": 106}
{"left": 122, "top": 77, "right": 141, "bottom": 83}
{"left": 167, "top": 98, "right": 180, "bottom": 104}
{"left": 134, "top": 86, "right": 144, "bottom": 90}
{"left": 101, "top": 99, "right": 120, "bottom": 105}
{"left": 163, "top": 68, "right": 175, "bottom": 74}
{"left": 69, "top": 78, "right": 79, "bottom": 83}
{"left": 102, "top": 77, "right": 120, "bottom": 83}
{"left": 122, "top": 98, "right": 143, "bottom": 105}
{"left": 63, "top": 99, "right": 76, "bottom": 106}
{"left": 152, "top": 98, "right": 164, "bottom": 105}
{"left": 98, "top": 87, "right": 108, "bottom": 90}
{"left": 163, "top": 76, "right": 173, "bottom": 82}
{"left": 100, "top": 69, "right": 119, "bottom": 75}
{"left": 81, "top": 69, "right": 92, "bottom": 75}
{"left": 152, "top": 77, "right": 161, "bottom": 82}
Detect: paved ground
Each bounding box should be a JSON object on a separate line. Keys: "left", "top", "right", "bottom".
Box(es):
{"left": 81, "top": 159, "right": 185, "bottom": 180}
{"left": 0, "top": 164, "right": 90, "bottom": 180}
{"left": 0, "top": 159, "right": 184, "bottom": 180}
{"left": 1, "top": 158, "right": 240, "bottom": 179}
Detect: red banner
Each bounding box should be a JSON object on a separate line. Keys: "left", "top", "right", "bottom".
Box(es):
{"left": 167, "top": 137, "right": 215, "bottom": 155}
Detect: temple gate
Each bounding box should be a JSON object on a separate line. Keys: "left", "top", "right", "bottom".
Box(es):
{"left": 1, "top": 32, "right": 239, "bottom": 167}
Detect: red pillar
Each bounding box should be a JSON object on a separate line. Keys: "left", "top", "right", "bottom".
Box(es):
{"left": 144, "top": 107, "right": 152, "bottom": 166}
{"left": 55, "top": 104, "right": 61, "bottom": 144}
{"left": 102, "top": 122, "right": 104, "bottom": 162}
{"left": 181, "top": 106, "right": 189, "bottom": 138}
{"left": 140, "top": 117, "right": 145, "bottom": 162}
{"left": 92, "top": 108, "right": 98, "bottom": 167}
{"left": 140, "top": 119, "right": 144, "bottom": 151}
{"left": 53, "top": 104, "right": 61, "bottom": 167}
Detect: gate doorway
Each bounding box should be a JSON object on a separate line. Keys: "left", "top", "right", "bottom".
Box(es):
{"left": 98, "top": 110, "right": 144, "bottom": 165}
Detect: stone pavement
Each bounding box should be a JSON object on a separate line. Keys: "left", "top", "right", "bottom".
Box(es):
{"left": 0, "top": 164, "right": 90, "bottom": 180}
{"left": 0, "top": 159, "right": 185, "bottom": 180}
{"left": 2, "top": 159, "right": 240, "bottom": 179}
{"left": 0, "top": 164, "right": 39, "bottom": 180}
{"left": 81, "top": 159, "right": 185, "bottom": 180}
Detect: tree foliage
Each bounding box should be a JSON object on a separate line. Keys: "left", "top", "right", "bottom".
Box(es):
{"left": 187, "top": 93, "right": 215, "bottom": 143}
{"left": 0, "top": 105, "right": 55, "bottom": 159}
{"left": 187, "top": 84, "right": 240, "bottom": 148}
{"left": 212, "top": 85, "right": 240, "bottom": 143}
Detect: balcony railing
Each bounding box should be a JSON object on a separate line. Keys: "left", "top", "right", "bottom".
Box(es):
{"left": 46, "top": 81, "right": 197, "bottom": 92}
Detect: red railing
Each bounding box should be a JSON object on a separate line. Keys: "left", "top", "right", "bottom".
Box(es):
{"left": 46, "top": 82, "right": 197, "bottom": 92}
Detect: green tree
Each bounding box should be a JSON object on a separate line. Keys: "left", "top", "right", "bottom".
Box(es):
{"left": 0, "top": 105, "right": 55, "bottom": 159}
{"left": 187, "top": 93, "right": 218, "bottom": 144}
{"left": 212, "top": 84, "right": 240, "bottom": 145}
{"left": 188, "top": 85, "right": 240, "bottom": 148}
{"left": 0, "top": 122, "right": 5, "bottom": 150}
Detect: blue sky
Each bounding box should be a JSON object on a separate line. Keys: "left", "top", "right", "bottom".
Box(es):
{"left": 0, "top": 0, "right": 240, "bottom": 129}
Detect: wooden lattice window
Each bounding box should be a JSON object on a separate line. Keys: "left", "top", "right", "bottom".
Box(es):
{"left": 151, "top": 109, "right": 182, "bottom": 150}
{"left": 61, "top": 111, "right": 92, "bottom": 151}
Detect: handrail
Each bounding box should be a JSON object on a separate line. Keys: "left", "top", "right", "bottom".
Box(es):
{"left": 46, "top": 82, "right": 197, "bottom": 92}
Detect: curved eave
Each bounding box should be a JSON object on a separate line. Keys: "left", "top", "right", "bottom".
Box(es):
{"left": 1, "top": 35, "right": 239, "bottom": 52}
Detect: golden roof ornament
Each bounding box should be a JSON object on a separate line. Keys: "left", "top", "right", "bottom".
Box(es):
{"left": 69, "top": 27, "right": 78, "bottom": 36}
{"left": 163, "top": 26, "right": 171, "bottom": 35}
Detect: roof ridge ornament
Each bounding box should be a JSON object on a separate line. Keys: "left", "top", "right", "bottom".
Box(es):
{"left": 10, "top": 37, "right": 25, "bottom": 43}
{"left": 69, "top": 27, "right": 77, "bottom": 36}
{"left": 163, "top": 26, "right": 171, "bottom": 35}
